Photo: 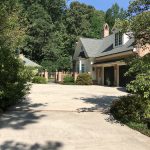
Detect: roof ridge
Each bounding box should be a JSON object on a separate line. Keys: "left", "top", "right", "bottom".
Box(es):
{"left": 80, "top": 37, "right": 101, "bottom": 41}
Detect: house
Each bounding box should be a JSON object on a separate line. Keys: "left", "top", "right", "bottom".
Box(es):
{"left": 19, "top": 54, "right": 49, "bottom": 80}
{"left": 19, "top": 54, "right": 41, "bottom": 68}
{"left": 73, "top": 23, "right": 136, "bottom": 87}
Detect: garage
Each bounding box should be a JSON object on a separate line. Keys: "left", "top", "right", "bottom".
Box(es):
{"left": 104, "top": 66, "right": 114, "bottom": 86}
{"left": 119, "top": 65, "right": 131, "bottom": 87}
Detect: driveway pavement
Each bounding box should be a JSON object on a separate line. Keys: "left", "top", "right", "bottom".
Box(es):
{"left": 0, "top": 84, "right": 150, "bottom": 150}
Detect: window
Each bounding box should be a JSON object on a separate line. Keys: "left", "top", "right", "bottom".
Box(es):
{"left": 115, "top": 32, "right": 123, "bottom": 46}
{"left": 81, "top": 64, "right": 85, "bottom": 73}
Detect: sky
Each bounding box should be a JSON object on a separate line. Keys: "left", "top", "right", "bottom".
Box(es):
{"left": 67, "top": 0, "right": 131, "bottom": 11}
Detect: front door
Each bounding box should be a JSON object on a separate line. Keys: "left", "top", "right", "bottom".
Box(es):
{"left": 104, "top": 67, "right": 114, "bottom": 86}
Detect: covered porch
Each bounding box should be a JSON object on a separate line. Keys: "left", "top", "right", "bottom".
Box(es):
{"left": 93, "top": 60, "right": 129, "bottom": 87}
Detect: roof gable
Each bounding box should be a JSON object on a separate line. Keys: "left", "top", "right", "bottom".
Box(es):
{"left": 73, "top": 33, "right": 134, "bottom": 59}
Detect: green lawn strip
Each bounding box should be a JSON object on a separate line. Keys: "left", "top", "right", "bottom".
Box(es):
{"left": 126, "top": 122, "right": 150, "bottom": 137}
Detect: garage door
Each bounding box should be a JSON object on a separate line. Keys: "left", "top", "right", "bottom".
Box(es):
{"left": 119, "top": 65, "right": 131, "bottom": 87}
{"left": 104, "top": 67, "right": 114, "bottom": 86}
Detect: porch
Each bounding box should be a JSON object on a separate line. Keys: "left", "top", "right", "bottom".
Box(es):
{"left": 93, "top": 61, "right": 130, "bottom": 87}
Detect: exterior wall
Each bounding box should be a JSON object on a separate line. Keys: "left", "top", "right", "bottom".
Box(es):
{"left": 75, "top": 58, "right": 96, "bottom": 80}
{"left": 136, "top": 43, "right": 150, "bottom": 57}
{"left": 123, "top": 33, "right": 130, "bottom": 45}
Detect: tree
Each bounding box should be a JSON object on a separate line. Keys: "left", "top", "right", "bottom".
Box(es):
{"left": 0, "top": 0, "right": 30, "bottom": 110}
{"left": 65, "top": 1, "right": 105, "bottom": 56}
{"left": 115, "top": 0, "right": 150, "bottom": 46}
{"left": 89, "top": 10, "right": 105, "bottom": 38}
{"left": 19, "top": 1, "right": 105, "bottom": 71}
{"left": 125, "top": 0, "right": 150, "bottom": 98}
{"left": 105, "top": 3, "right": 126, "bottom": 30}
{"left": 20, "top": 2, "right": 54, "bottom": 62}
{"left": 113, "top": 0, "right": 150, "bottom": 121}
{"left": 125, "top": 54, "right": 150, "bottom": 99}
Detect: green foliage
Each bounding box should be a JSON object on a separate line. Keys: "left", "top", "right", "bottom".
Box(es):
{"left": 19, "top": 0, "right": 106, "bottom": 71}
{"left": 0, "top": 49, "right": 31, "bottom": 110}
{"left": 65, "top": 2, "right": 105, "bottom": 56}
{"left": 110, "top": 95, "right": 150, "bottom": 123}
{"left": 32, "top": 76, "right": 47, "bottom": 84}
{"left": 63, "top": 75, "right": 74, "bottom": 85}
{"left": 127, "top": 122, "right": 150, "bottom": 137}
{"left": 0, "top": 0, "right": 31, "bottom": 110}
{"left": 89, "top": 10, "right": 105, "bottom": 38}
{"left": 76, "top": 73, "right": 93, "bottom": 85}
{"left": 125, "top": 54, "right": 150, "bottom": 99}
{"left": 105, "top": 3, "right": 126, "bottom": 30}
{"left": 114, "top": 0, "right": 150, "bottom": 46}
{"left": 111, "top": 1, "right": 150, "bottom": 131}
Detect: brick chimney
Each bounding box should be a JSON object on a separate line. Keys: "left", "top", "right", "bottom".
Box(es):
{"left": 103, "top": 23, "right": 109, "bottom": 38}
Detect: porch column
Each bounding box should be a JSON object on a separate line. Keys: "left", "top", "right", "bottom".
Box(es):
{"left": 79, "top": 59, "right": 82, "bottom": 73}
{"left": 117, "top": 65, "right": 119, "bottom": 86}
{"left": 114, "top": 65, "right": 119, "bottom": 86}
{"left": 101, "top": 66, "right": 104, "bottom": 85}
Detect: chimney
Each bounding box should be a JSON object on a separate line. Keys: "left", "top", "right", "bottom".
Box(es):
{"left": 103, "top": 23, "right": 109, "bottom": 38}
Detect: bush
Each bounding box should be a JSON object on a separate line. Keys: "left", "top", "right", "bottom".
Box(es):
{"left": 32, "top": 76, "right": 47, "bottom": 84}
{"left": 63, "top": 75, "right": 74, "bottom": 85}
{"left": 110, "top": 95, "right": 150, "bottom": 123}
{"left": 76, "top": 73, "right": 93, "bottom": 85}
{"left": 0, "top": 50, "right": 31, "bottom": 110}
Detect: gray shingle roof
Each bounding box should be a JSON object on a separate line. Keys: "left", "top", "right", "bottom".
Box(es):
{"left": 79, "top": 35, "right": 134, "bottom": 58}
{"left": 22, "top": 56, "right": 41, "bottom": 67}
{"left": 80, "top": 38, "right": 103, "bottom": 57}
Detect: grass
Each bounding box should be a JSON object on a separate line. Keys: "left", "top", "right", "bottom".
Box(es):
{"left": 126, "top": 122, "right": 150, "bottom": 137}
{"left": 63, "top": 82, "right": 75, "bottom": 85}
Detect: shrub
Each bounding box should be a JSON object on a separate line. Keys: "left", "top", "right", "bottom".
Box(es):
{"left": 32, "top": 76, "right": 47, "bottom": 84}
{"left": 110, "top": 95, "right": 150, "bottom": 123}
{"left": 63, "top": 75, "right": 74, "bottom": 85}
{"left": 0, "top": 50, "right": 31, "bottom": 110}
{"left": 76, "top": 73, "right": 93, "bottom": 85}
{"left": 125, "top": 54, "right": 150, "bottom": 99}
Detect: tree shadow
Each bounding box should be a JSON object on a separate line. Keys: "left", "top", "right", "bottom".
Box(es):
{"left": 76, "top": 95, "right": 117, "bottom": 113}
{"left": 75, "top": 95, "right": 123, "bottom": 125}
{"left": 0, "top": 97, "right": 47, "bottom": 130}
{"left": 117, "top": 87, "right": 127, "bottom": 92}
{"left": 0, "top": 141, "right": 63, "bottom": 150}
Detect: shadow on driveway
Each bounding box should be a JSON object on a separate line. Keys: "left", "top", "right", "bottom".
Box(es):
{"left": 75, "top": 95, "right": 117, "bottom": 113}
{"left": 0, "top": 141, "right": 63, "bottom": 150}
{"left": 0, "top": 98, "right": 47, "bottom": 130}
{"left": 75, "top": 95, "right": 123, "bottom": 124}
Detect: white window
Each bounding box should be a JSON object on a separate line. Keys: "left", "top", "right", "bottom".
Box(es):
{"left": 81, "top": 64, "right": 85, "bottom": 73}
{"left": 115, "top": 32, "right": 123, "bottom": 46}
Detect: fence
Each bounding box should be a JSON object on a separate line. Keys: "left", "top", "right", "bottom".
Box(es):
{"left": 55, "top": 72, "right": 79, "bottom": 83}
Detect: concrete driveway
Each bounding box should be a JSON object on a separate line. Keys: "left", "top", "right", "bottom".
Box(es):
{"left": 0, "top": 84, "right": 150, "bottom": 150}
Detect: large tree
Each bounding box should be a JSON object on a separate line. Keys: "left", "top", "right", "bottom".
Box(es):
{"left": 105, "top": 3, "right": 126, "bottom": 30}
{"left": 65, "top": 1, "right": 105, "bottom": 56}
{"left": 113, "top": 0, "right": 150, "bottom": 121}
{"left": 0, "top": 0, "right": 30, "bottom": 110}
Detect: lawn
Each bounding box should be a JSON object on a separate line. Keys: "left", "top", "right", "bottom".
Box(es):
{"left": 127, "top": 122, "right": 150, "bottom": 137}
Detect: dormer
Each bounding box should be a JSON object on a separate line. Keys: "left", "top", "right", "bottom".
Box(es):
{"left": 112, "top": 27, "right": 130, "bottom": 47}
{"left": 115, "top": 31, "right": 123, "bottom": 46}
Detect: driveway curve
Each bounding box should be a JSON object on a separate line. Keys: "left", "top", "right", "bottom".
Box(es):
{"left": 0, "top": 84, "right": 150, "bottom": 150}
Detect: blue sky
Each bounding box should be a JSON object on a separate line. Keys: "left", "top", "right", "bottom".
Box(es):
{"left": 67, "top": 0, "right": 131, "bottom": 11}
